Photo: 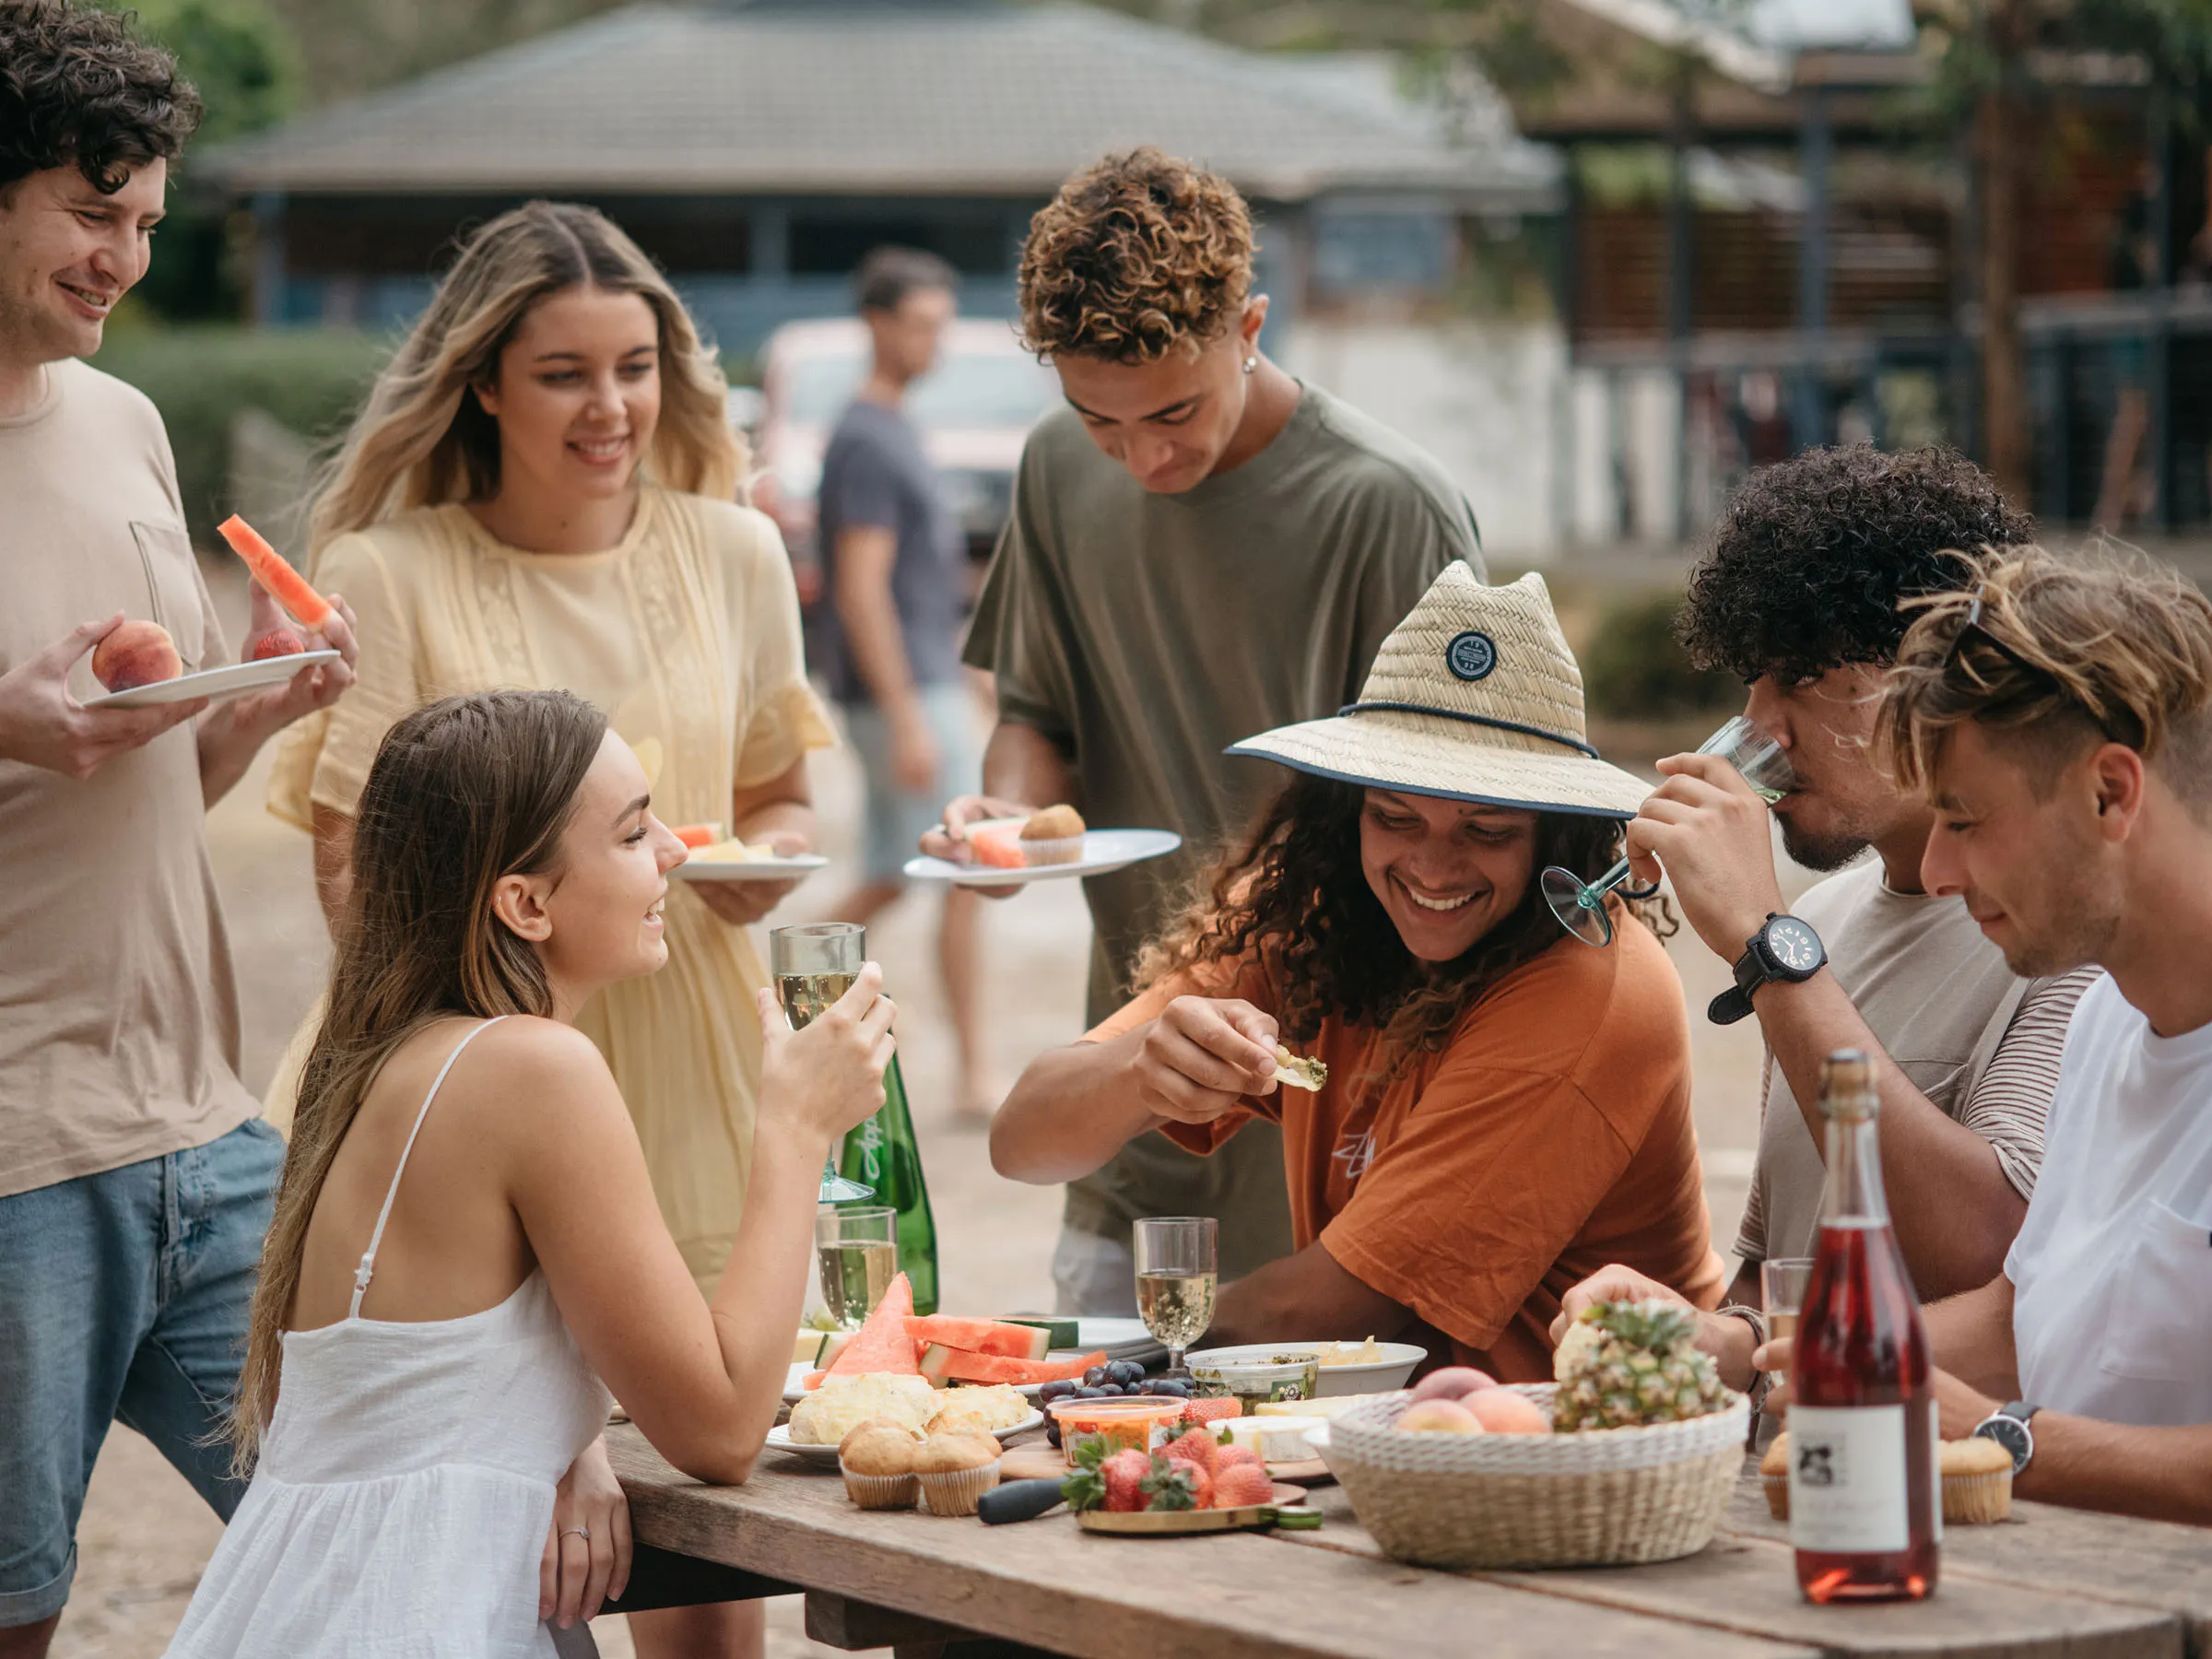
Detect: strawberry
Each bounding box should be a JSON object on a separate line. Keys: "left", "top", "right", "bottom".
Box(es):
{"left": 1162, "top": 1425, "right": 1218, "bottom": 1479}
{"left": 1213, "top": 1463, "right": 1275, "bottom": 1510}
{"left": 1100, "top": 1448, "right": 1152, "bottom": 1513}
{"left": 1215, "top": 1444, "right": 1264, "bottom": 1472}
{"left": 1141, "top": 1453, "right": 1210, "bottom": 1512}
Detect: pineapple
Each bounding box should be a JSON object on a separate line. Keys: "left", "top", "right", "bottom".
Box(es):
{"left": 1551, "top": 1299, "right": 1730, "bottom": 1431}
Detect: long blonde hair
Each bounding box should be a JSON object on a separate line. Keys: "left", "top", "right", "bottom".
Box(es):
{"left": 310, "top": 200, "right": 742, "bottom": 553}
{"left": 231, "top": 689, "right": 609, "bottom": 1471}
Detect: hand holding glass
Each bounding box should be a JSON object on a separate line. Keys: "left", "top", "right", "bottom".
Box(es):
{"left": 770, "top": 922, "right": 875, "bottom": 1202}
{"left": 1133, "top": 1216, "right": 1218, "bottom": 1375}
{"left": 1542, "top": 715, "right": 1797, "bottom": 947}
{"left": 1759, "top": 1255, "right": 1812, "bottom": 1385}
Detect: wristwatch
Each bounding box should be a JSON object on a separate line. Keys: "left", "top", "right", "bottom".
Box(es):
{"left": 1708, "top": 913, "right": 1827, "bottom": 1026}
{"left": 1972, "top": 1401, "right": 2041, "bottom": 1476}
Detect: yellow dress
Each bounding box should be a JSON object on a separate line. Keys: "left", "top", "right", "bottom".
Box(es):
{"left": 265, "top": 487, "right": 836, "bottom": 1290}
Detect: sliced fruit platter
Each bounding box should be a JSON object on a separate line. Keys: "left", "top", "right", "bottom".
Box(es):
{"left": 977, "top": 1422, "right": 1320, "bottom": 1535}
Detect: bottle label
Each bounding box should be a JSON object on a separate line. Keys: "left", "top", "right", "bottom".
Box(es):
{"left": 1928, "top": 1397, "right": 1944, "bottom": 1545}
{"left": 1788, "top": 1404, "right": 1909, "bottom": 1553}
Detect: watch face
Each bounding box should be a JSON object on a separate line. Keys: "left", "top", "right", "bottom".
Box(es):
{"left": 1977, "top": 1417, "right": 2032, "bottom": 1473}
{"left": 1764, "top": 917, "right": 1822, "bottom": 973}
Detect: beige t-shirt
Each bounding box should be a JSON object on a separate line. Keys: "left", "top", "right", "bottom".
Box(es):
{"left": 0, "top": 359, "right": 254, "bottom": 1198}
{"left": 962, "top": 384, "right": 1483, "bottom": 1272}
{"left": 1737, "top": 860, "right": 2090, "bottom": 1267}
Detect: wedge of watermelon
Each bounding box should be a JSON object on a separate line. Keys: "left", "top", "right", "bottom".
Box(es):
{"left": 902, "top": 1316, "right": 1050, "bottom": 1360}
{"left": 918, "top": 1346, "right": 1107, "bottom": 1387}
{"left": 821, "top": 1272, "right": 917, "bottom": 1380}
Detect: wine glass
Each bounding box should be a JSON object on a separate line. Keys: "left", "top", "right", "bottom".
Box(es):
{"left": 1541, "top": 715, "right": 1798, "bottom": 947}
{"left": 1133, "top": 1216, "right": 1218, "bottom": 1376}
{"left": 770, "top": 923, "right": 875, "bottom": 1203}
{"left": 1760, "top": 1255, "right": 1813, "bottom": 1393}
{"left": 817, "top": 1206, "right": 898, "bottom": 1329}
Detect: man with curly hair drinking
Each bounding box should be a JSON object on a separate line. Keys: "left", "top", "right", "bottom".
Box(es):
{"left": 0, "top": 6, "right": 355, "bottom": 1653}
{"left": 924, "top": 147, "right": 1483, "bottom": 1312}
{"left": 1555, "top": 446, "right": 2091, "bottom": 1408}
{"left": 993, "top": 568, "right": 1724, "bottom": 1377}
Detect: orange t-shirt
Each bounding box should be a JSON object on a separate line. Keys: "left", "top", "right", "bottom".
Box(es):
{"left": 1085, "top": 917, "right": 1724, "bottom": 1382}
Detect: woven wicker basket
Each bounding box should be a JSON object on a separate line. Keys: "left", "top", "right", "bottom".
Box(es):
{"left": 1328, "top": 1384, "right": 1750, "bottom": 1570}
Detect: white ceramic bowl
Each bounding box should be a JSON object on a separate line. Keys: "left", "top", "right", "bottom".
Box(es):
{"left": 1185, "top": 1341, "right": 1427, "bottom": 1399}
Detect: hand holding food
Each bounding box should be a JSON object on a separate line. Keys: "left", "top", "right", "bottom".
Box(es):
{"left": 924, "top": 794, "right": 1036, "bottom": 864}
{"left": 0, "top": 615, "right": 206, "bottom": 780}
{"left": 691, "top": 829, "right": 811, "bottom": 924}
{"left": 90, "top": 619, "right": 182, "bottom": 691}
{"left": 1131, "top": 995, "right": 1280, "bottom": 1124}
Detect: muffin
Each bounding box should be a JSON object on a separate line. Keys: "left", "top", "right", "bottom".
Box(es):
{"left": 1018, "top": 805, "right": 1087, "bottom": 866}
{"left": 912, "top": 1431, "right": 1003, "bottom": 1516}
{"left": 1941, "top": 1435, "right": 2014, "bottom": 1524}
{"left": 838, "top": 1418, "right": 923, "bottom": 1511}
{"left": 1759, "top": 1432, "right": 1790, "bottom": 1521}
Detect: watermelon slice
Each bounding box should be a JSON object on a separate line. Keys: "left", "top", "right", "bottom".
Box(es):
{"left": 217, "top": 515, "right": 334, "bottom": 628}
{"left": 821, "top": 1272, "right": 917, "bottom": 1380}
{"left": 903, "top": 1316, "right": 1050, "bottom": 1360}
{"left": 671, "top": 823, "right": 724, "bottom": 850}
{"left": 919, "top": 1346, "right": 1106, "bottom": 1387}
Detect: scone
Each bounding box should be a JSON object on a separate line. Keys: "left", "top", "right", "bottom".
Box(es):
{"left": 912, "top": 1430, "right": 1003, "bottom": 1516}
{"left": 1759, "top": 1431, "right": 1790, "bottom": 1521}
{"left": 1018, "top": 805, "right": 1086, "bottom": 865}
{"left": 838, "top": 1418, "right": 923, "bottom": 1511}
{"left": 1940, "top": 1435, "right": 2014, "bottom": 1524}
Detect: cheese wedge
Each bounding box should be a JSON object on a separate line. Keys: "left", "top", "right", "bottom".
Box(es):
{"left": 1257, "top": 1393, "right": 1390, "bottom": 1420}
{"left": 1223, "top": 1414, "right": 1328, "bottom": 1462}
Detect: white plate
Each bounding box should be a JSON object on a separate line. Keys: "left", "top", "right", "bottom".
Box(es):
{"left": 1186, "top": 1340, "right": 1426, "bottom": 1397}
{"left": 902, "top": 829, "right": 1181, "bottom": 888}
{"left": 765, "top": 1409, "right": 1043, "bottom": 1465}
{"left": 671, "top": 853, "right": 829, "bottom": 881}
{"left": 82, "top": 650, "right": 341, "bottom": 710}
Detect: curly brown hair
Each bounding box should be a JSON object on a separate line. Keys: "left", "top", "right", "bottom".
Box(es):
{"left": 0, "top": 1, "right": 201, "bottom": 194}
{"left": 1018, "top": 147, "right": 1253, "bottom": 364}
{"left": 1677, "top": 445, "right": 2033, "bottom": 687}
{"left": 1135, "top": 773, "right": 1669, "bottom": 1088}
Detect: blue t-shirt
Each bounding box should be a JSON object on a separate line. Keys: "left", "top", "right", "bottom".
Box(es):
{"left": 815, "top": 398, "right": 965, "bottom": 704}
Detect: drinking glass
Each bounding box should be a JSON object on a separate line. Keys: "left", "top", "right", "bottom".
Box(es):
{"left": 770, "top": 922, "right": 875, "bottom": 1203}
{"left": 1133, "top": 1216, "right": 1218, "bottom": 1375}
{"left": 1760, "top": 1255, "right": 1814, "bottom": 1384}
{"left": 817, "top": 1206, "right": 898, "bottom": 1329}
{"left": 1541, "top": 715, "right": 1798, "bottom": 947}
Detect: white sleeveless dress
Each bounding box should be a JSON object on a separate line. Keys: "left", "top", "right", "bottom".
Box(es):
{"left": 166, "top": 1020, "right": 615, "bottom": 1658}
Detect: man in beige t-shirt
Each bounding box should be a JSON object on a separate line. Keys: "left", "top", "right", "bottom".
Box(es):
{"left": 0, "top": 11, "right": 353, "bottom": 1651}
{"left": 924, "top": 150, "right": 1481, "bottom": 1313}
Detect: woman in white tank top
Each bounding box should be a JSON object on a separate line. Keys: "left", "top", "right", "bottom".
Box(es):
{"left": 165, "top": 688, "right": 895, "bottom": 1657}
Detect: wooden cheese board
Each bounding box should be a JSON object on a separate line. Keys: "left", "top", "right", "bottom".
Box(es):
{"left": 1075, "top": 1482, "right": 1309, "bottom": 1535}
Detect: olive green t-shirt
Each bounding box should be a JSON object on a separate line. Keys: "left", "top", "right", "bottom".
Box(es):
{"left": 963, "top": 382, "right": 1482, "bottom": 1276}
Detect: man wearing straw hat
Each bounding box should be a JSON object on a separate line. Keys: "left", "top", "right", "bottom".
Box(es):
{"left": 927, "top": 147, "right": 1482, "bottom": 1315}
{"left": 992, "top": 566, "right": 1724, "bottom": 1379}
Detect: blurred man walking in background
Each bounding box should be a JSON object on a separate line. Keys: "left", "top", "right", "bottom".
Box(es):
{"left": 819, "top": 247, "right": 994, "bottom": 1122}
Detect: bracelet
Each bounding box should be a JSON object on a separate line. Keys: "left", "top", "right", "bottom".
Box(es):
{"left": 1715, "top": 1303, "right": 1771, "bottom": 1415}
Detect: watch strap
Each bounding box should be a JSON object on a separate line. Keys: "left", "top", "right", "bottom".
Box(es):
{"left": 2000, "top": 1401, "right": 2040, "bottom": 1422}
{"left": 1708, "top": 982, "right": 1757, "bottom": 1025}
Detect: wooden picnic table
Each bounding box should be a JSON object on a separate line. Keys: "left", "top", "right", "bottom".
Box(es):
{"left": 606, "top": 1423, "right": 2212, "bottom": 1658}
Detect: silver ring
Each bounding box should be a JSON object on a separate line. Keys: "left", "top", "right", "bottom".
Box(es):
{"left": 561, "top": 1524, "right": 590, "bottom": 1541}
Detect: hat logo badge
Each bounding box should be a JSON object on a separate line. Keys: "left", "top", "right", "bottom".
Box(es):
{"left": 1445, "top": 630, "right": 1497, "bottom": 682}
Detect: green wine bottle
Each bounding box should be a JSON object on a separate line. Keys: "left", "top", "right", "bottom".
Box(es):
{"left": 834, "top": 1053, "right": 938, "bottom": 1314}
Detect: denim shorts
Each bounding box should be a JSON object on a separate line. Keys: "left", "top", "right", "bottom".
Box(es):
{"left": 0, "top": 1117, "right": 284, "bottom": 1628}
{"left": 841, "top": 680, "right": 983, "bottom": 883}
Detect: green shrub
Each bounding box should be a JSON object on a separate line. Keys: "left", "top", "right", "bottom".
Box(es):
{"left": 1582, "top": 591, "right": 1739, "bottom": 722}
{"left": 90, "top": 325, "right": 389, "bottom": 543}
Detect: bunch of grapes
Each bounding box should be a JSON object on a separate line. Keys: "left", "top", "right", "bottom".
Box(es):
{"left": 1040, "top": 1362, "right": 1195, "bottom": 1448}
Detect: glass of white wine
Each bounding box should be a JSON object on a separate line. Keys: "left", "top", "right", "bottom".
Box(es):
{"left": 817, "top": 1206, "right": 899, "bottom": 1329}
{"left": 1133, "top": 1215, "right": 1218, "bottom": 1376}
{"left": 1760, "top": 1254, "right": 1813, "bottom": 1388}
{"left": 770, "top": 923, "right": 874, "bottom": 1203}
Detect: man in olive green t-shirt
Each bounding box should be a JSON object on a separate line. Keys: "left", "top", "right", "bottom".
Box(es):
{"left": 926, "top": 148, "right": 1482, "bottom": 1312}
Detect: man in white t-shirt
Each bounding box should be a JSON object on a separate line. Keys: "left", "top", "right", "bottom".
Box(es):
{"left": 1844, "top": 544, "right": 2212, "bottom": 1524}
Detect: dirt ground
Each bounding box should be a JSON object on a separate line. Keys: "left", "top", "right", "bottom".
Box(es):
{"left": 49, "top": 557, "right": 1792, "bottom": 1659}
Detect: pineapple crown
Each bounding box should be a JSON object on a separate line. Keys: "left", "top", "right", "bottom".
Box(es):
{"left": 1574, "top": 1298, "right": 1703, "bottom": 1352}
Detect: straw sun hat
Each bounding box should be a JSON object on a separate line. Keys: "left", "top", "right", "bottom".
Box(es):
{"left": 1227, "top": 563, "right": 1650, "bottom": 818}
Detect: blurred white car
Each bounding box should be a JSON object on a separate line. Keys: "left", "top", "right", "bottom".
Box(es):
{"left": 747, "top": 317, "right": 1059, "bottom": 603}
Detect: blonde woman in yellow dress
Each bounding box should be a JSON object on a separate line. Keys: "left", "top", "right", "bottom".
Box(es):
{"left": 265, "top": 200, "right": 831, "bottom": 1659}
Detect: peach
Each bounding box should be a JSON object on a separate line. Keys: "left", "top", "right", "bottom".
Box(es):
{"left": 1395, "top": 1398, "right": 1484, "bottom": 1435}
{"left": 1463, "top": 1387, "right": 1552, "bottom": 1435}
{"left": 248, "top": 627, "right": 305, "bottom": 662}
{"left": 1408, "top": 1366, "right": 1498, "bottom": 1403}
{"left": 91, "top": 620, "right": 182, "bottom": 691}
